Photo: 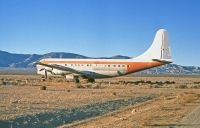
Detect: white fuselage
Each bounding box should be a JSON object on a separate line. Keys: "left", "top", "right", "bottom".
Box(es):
{"left": 37, "top": 58, "right": 163, "bottom": 78}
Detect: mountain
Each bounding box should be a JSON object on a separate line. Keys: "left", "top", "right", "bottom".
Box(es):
{"left": 98, "top": 55, "right": 131, "bottom": 59}
{"left": 0, "top": 50, "right": 200, "bottom": 75}
{"left": 0, "top": 51, "right": 89, "bottom": 68}
{"left": 42, "top": 52, "right": 89, "bottom": 59}
{"left": 137, "top": 64, "right": 200, "bottom": 75}
{"left": 0, "top": 51, "right": 40, "bottom": 67}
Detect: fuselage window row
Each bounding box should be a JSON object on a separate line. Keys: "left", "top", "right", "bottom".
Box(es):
{"left": 64, "top": 64, "right": 126, "bottom": 68}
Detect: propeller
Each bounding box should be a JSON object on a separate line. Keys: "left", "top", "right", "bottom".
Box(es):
{"left": 39, "top": 68, "right": 53, "bottom": 79}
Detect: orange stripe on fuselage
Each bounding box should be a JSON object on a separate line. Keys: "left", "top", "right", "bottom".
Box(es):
{"left": 41, "top": 60, "right": 164, "bottom": 74}
{"left": 126, "top": 61, "right": 163, "bottom": 74}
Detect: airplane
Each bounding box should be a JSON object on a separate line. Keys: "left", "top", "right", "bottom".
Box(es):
{"left": 36, "top": 29, "right": 172, "bottom": 83}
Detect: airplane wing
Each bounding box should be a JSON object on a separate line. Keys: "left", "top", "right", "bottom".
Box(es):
{"left": 36, "top": 62, "right": 83, "bottom": 75}
{"left": 36, "top": 62, "right": 105, "bottom": 80}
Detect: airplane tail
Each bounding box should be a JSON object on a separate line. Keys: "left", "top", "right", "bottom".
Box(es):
{"left": 133, "top": 29, "right": 172, "bottom": 63}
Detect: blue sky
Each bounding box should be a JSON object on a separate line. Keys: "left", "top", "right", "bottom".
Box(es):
{"left": 0, "top": 0, "right": 200, "bottom": 66}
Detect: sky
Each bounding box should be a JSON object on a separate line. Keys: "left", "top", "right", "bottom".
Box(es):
{"left": 0, "top": 0, "right": 200, "bottom": 66}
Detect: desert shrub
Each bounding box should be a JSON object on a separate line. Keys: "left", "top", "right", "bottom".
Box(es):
{"left": 171, "top": 81, "right": 175, "bottom": 84}
{"left": 85, "top": 83, "right": 92, "bottom": 88}
{"left": 165, "top": 81, "right": 170, "bottom": 84}
{"left": 192, "top": 85, "right": 200, "bottom": 89}
{"left": 76, "top": 84, "right": 85, "bottom": 88}
{"left": 67, "top": 89, "right": 70, "bottom": 92}
{"left": 133, "top": 80, "right": 145, "bottom": 85}
{"left": 149, "top": 85, "right": 153, "bottom": 88}
{"left": 94, "top": 84, "right": 101, "bottom": 89}
{"left": 113, "top": 92, "right": 117, "bottom": 96}
{"left": 193, "top": 85, "right": 198, "bottom": 89}
{"left": 146, "top": 81, "right": 152, "bottom": 84}
{"left": 2, "top": 81, "right": 6, "bottom": 85}
{"left": 119, "top": 81, "right": 126, "bottom": 85}
{"left": 133, "top": 81, "right": 139, "bottom": 85}
{"left": 156, "top": 81, "right": 163, "bottom": 86}
{"left": 165, "top": 81, "right": 175, "bottom": 84}
{"left": 139, "top": 80, "right": 145, "bottom": 83}
{"left": 40, "top": 86, "right": 47, "bottom": 90}
{"left": 41, "top": 78, "right": 46, "bottom": 82}
{"left": 179, "top": 84, "right": 188, "bottom": 89}
{"left": 56, "top": 79, "right": 63, "bottom": 82}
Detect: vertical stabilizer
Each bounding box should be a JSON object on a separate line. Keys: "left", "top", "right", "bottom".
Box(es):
{"left": 133, "top": 29, "right": 172, "bottom": 62}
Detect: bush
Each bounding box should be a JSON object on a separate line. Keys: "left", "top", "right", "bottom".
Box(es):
{"left": 40, "top": 86, "right": 47, "bottom": 90}
{"left": 85, "top": 84, "right": 93, "bottom": 88}
{"left": 165, "top": 81, "right": 175, "bottom": 84}
{"left": 113, "top": 92, "right": 117, "bottom": 96}
{"left": 93, "top": 84, "right": 101, "bottom": 89}
{"left": 179, "top": 84, "right": 188, "bottom": 89}
{"left": 2, "top": 81, "right": 6, "bottom": 85}
{"left": 76, "top": 84, "right": 85, "bottom": 88}
{"left": 41, "top": 78, "right": 46, "bottom": 82}
{"left": 156, "top": 81, "right": 163, "bottom": 86}
{"left": 192, "top": 85, "right": 199, "bottom": 89}
{"left": 133, "top": 80, "right": 145, "bottom": 85}
{"left": 146, "top": 81, "right": 152, "bottom": 84}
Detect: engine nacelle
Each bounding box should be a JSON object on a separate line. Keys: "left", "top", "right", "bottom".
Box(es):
{"left": 36, "top": 65, "right": 53, "bottom": 75}
{"left": 52, "top": 69, "right": 70, "bottom": 75}
{"left": 65, "top": 75, "right": 74, "bottom": 80}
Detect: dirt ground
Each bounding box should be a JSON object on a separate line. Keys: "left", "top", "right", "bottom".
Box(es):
{"left": 0, "top": 75, "right": 200, "bottom": 128}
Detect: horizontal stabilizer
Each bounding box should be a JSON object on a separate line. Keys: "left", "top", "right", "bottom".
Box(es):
{"left": 152, "top": 59, "right": 172, "bottom": 64}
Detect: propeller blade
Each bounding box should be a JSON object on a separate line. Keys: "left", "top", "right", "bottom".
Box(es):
{"left": 39, "top": 68, "right": 45, "bottom": 71}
